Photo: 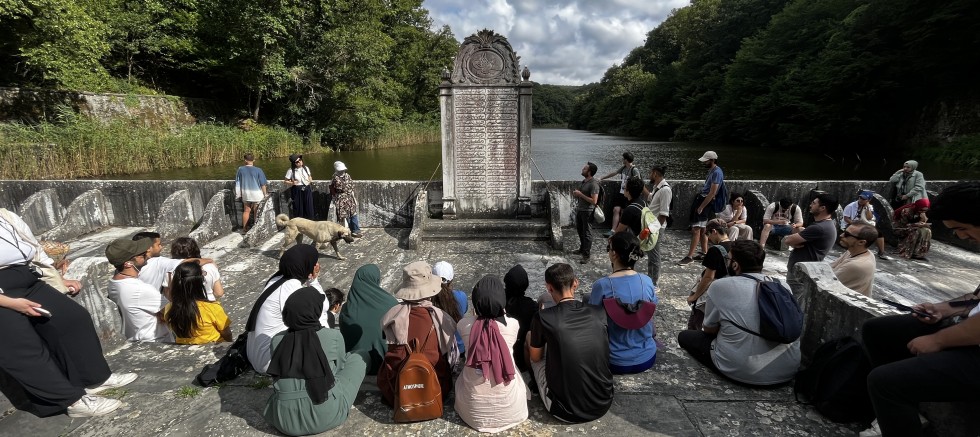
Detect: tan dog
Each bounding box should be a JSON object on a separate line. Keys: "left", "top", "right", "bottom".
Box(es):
{"left": 276, "top": 214, "right": 356, "bottom": 259}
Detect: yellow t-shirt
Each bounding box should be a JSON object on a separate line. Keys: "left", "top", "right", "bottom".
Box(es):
{"left": 165, "top": 300, "right": 232, "bottom": 344}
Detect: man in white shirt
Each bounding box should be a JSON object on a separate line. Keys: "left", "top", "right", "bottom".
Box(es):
{"left": 758, "top": 198, "right": 804, "bottom": 246}
{"left": 644, "top": 164, "right": 672, "bottom": 284}
{"left": 841, "top": 190, "right": 889, "bottom": 260}
{"left": 132, "top": 232, "right": 211, "bottom": 297}
{"left": 105, "top": 238, "right": 174, "bottom": 342}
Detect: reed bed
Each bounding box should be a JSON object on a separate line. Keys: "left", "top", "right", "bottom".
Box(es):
{"left": 348, "top": 120, "right": 440, "bottom": 151}
{"left": 0, "top": 119, "right": 319, "bottom": 179}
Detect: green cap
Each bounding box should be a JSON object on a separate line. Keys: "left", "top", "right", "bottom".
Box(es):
{"left": 105, "top": 238, "right": 152, "bottom": 266}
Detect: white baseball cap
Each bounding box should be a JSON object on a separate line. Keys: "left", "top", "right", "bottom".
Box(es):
{"left": 698, "top": 151, "right": 718, "bottom": 162}
{"left": 334, "top": 161, "right": 347, "bottom": 172}
{"left": 432, "top": 261, "right": 454, "bottom": 283}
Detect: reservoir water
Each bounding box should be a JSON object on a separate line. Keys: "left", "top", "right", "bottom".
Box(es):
{"left": 127, "top": 128, "right": 978, "bottom": 181}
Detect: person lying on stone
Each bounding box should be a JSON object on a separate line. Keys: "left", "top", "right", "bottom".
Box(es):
{"left": 677, "top": 240, "right": 801, "bottom": 386}
{"left": 163, "top": 262, "right": 232, "bottom": 345}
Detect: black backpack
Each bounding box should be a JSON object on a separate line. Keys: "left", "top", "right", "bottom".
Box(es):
{"left": 728, "top": 274, "right": 803, "bottom": 344}
{"left": 794, "top": 337, "right": 875, "bottom": 423}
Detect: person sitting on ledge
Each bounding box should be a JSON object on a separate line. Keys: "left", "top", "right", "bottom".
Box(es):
{"left": 677, "top": 240, "right": 801, "bottom": 386}
{"left": 860, "top": 181, "right": 980, "bottom": 437}
{"left": 132, "top": 231, "right": 212, "bottom": 298}
{"left": 503, "top": 264, "right": 537, "bottom": 374}
{"left": 757, "top": 198, "right": 804, "bottom": 246}
{"left": 830, "top": 224, "right": 878, "bottom": 297}
{"left": 686, "top": 219, "right": 733, "bottom": 331}
{"left": 589, "top": 231, "right": 658, "bottom": 374}
{"left": 338, "top": 264, "right": 397, "bottom": 375}
{"left": 264, "top": 287, "right": 367, "bottom": 436}
{"left": 106, "top": 237, "right": 174, "bottom": 342}
{"left": 163, "top": 262, "right": 232, "bottom": 344}
{"left": 527, "top": 263, "right": 613, "bottom": 423}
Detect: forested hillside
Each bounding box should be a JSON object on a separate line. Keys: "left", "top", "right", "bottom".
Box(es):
{"left": 0, "top": 0, "right": 458, "bottom": 147}
{"left": 569, "top": 0, "right": 980, "bottom": 155}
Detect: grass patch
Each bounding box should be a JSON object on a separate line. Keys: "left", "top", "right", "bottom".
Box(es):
{"left": 920, "top": 133, "right": 980, "bottom": 169}
{"left": 249, "top": 377, "right": 272, "bottom": 390}
{"left": 99, "top": 388, "right": 129, "bottom": 399}
{"left": 348, "top": 119, "right": 440, "bottom": 151}
{"left": 174, "top": 385, "right": 202, "bottom": 398}
{"left": 0, "top": 115, "right": 320, "bottom": 179}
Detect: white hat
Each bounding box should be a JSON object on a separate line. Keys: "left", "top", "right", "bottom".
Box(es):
{"left": 394, "top": 261, "right": 443, "bottom": 301}
{"left": 334, "top": 161, "right": 347, "bottom": 172}
{"left": 698, "top": 151, "right": 718, "bottom": 162}
{"left": 432, "top": 261, "right": 454, "bottom": 283}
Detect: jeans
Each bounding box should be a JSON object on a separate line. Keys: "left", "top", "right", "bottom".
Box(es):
{"left": 862, "top": 315, "right": 980, "bottom": 437}
{"left": 348, "top": 214, "right": 361, "bottom": 233}
{"left": 575, "top": 210, "right": 594, "bottom": 258}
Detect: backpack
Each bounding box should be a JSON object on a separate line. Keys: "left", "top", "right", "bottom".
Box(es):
{"left": 393, "top": 328, "right": 443, "bottom": 423}
{"left": 728, "top": 274, "right": 803, "bottom": 344}
{"left": 712, "top": 178, "right": 729, "bottom": 213}
{"left": 592, "top": 183, "right": 607, "bottom": 224}
{"left": 629, "top": 203, "right": 662, "bottom": 251}
{"left": 794, "top": 336, "right": 875, "bottom": 423}
{"left": 195, "top": 333, "right": 251, "bottom": 386}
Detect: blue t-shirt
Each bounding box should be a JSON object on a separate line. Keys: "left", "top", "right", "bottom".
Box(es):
{"left": 589, "top": 273, "right": 658, "bottom": 367}
{"left": 235, "top": 165, "right": 269, "bottom": 202}
{"left": 701, "top": 165, "right": 724, "bottom": 196}
{"left": 453, "top": 290, "right": 468, "bottom": 354}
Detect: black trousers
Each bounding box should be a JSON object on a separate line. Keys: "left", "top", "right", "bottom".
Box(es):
{"left": 0, "top": 266, "right": 111, "bottom": 417}
{"left": 576, "top": 210, "right": 594, "bottom": 257}
{"left": 862, "top": 315, "right": 980, "bottom": 437}
{"left": 677, "top": 329, "right": 719, "bottom": 372}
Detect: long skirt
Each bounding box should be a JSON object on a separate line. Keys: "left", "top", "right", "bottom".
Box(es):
{"left": 290, "top": 185, "right": 315, "bottom": 220}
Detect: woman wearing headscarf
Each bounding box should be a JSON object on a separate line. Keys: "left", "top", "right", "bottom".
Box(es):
{"left": 889, "top": 160, "right": 927, "bottom": 211}
{"left": 338, "top": 264, "right": 397, "bottom": 375}
{"left": 893, "top": 198, "right": 932, "bottom": 260}
{"left": 247, "top": 244, "right": 327, "bottom": 374}
{"left": 503, "top": 264, "right": 537, "bottom": 372}
{"left": 589, "top": 231, "right": 659, "bottom": 374}
{"left": 455, "top": 275, "right": 528, "bottom": 433}
{"left": 264, "top": 287, "right": 367, "bottom": 436}
{"left": 377, "top": 261, "right": 458, "bottom": 406}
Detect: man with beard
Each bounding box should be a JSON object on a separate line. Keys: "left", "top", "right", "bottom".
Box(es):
{"left": 830, "top": 224, "right": 878, "bottom": 296}
{"left": 571, "top": 162, "right": 600, "bottom": 264}
{"left": 679, "top": 151, "right": 724, "bottom": 265}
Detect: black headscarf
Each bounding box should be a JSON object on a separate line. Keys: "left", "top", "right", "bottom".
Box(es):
{"left": 246, "top": 244, "right": 319, "bottom": 331}
{"left": 266, "top": 287, "right": 335, "bottom": 404}
{"left": 473, "top": 275, "right": 507, "bottom": 325}
{"left": 503, "top": 264, "right": 529, "bottom": 302}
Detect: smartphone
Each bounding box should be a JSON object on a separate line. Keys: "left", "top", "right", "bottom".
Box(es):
{"left": 881, "top": 299, "right": 931, "bottom": 319}
{"left": 34, "top": 307, "right": 52, "bottom": 317}
{"left": 949, "top": 299, "right": 980, "bottom": 308}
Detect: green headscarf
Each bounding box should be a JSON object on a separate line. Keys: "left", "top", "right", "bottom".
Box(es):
{"left": 339, "top": 264, "right": 397, "bottom": 375}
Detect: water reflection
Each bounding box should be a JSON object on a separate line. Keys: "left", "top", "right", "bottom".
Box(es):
{"left": 124, "top": 129, "right": 978, "bottom": 181}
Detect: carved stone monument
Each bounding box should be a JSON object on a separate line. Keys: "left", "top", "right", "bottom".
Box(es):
{"left": 439, "top": 29, "right": 532, "bottom": 219}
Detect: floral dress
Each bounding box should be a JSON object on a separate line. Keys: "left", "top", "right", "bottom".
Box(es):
{"left": 331, "top": 172, "right": 357, "bottom": 220}
{"left": 894, "top": 207, "right": 931, "bottom": 259}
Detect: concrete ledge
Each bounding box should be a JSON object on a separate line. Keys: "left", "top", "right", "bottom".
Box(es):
{"left": 240, "top": 197, "right": 277, "bottom": 248}
{"left": 41, "top": 189, "right": 113, "bottom": 241}
{"left": 17, "top": 188, "right": 64, "bottom": 234}
{"left": 407, "top": 190, "right": 427, "bottom": 250}
{"left": 156, "top": 189, "right": 204, "bottom": 242}
{"left": 189, "top": 190, "right": 235, "bottom": 246}
{"left": 547, "top": 189, "right": 562, "bottom": 250}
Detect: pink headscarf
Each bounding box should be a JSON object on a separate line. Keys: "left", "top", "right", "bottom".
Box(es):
{"left": 465, "top": 275, "right": 516, "bottom": 385}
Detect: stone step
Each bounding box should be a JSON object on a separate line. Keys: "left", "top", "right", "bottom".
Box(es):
{"left": 423, "top": 218, "right": 551, "bottom": 240}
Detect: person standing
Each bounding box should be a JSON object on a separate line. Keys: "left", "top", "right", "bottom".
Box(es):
{"left": 0, "top": 210, "right": 137, "bottom": 418}
{"left": 285, "top": 154, "right": 315, "bottom": 220}
{"left": 598, "top": 151, "right": 641, "bottom": 236}
{"left": 679, "top": 151, "right": 724, "bottom": 265}
{"left": 830, "top": 224, "right": 878, "bottom": 297}
{"left": 572, "top": 162, "right": 600, "bottom": 264}
{"left": 644, "top": 165, "right": 672, "bottom": 284}
{"left": 331, "top": 161, "right": 362, "bottom": 238}
{"left": 888, "top": 160, "right": 926, "bottom": 211}
{"left": 234, "top": 153, "right": 268, "bottom": 233}
{"left": 784, "top": 193, "right": 839, "bottom": 284}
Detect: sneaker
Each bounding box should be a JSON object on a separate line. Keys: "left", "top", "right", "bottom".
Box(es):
{"left": 579, "top": 257, "right": 590, "bottom": 264}
{"left": 569, "top": 248, "right": 584, "bottom": 255}
{"left": 693, "top": 253, "right": 704, "bottom": 261}
{"left": 877, "top": 252, "right": 890, "bottom": 260}
{"left": 351, "top": 232, "right": 363, "bottom": 238}
{"left": 85, "top": 373, "right": 138, "bottom": 395}
{"left": 858, "top": 419, "right": 881, "bottom": 437}
{"left": 678, "top": 256, "right": 694, "bottom": 265}
{"left": 67, "top": 395, "right": 122, "bottom": 418}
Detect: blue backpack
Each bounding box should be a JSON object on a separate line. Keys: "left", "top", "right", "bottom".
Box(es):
{"left": 729, "top": 274, "right": 803, "bottom": 344}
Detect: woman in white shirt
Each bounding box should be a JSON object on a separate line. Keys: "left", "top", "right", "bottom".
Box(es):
{"left": 284, "top": 154, "right": 315, "bottom": 220}
{"left": 718, "top": 192, "right": 753, "bottom": 241}
{"left": 169, "top": 237, "right": 224, "bottom": 301}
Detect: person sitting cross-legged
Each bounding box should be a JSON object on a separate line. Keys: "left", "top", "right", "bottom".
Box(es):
{"left": 527, "top": 263, "right": 613, "bottom": 423}
{"left": 677, "top": 240, "right": 801, "bottom": 386}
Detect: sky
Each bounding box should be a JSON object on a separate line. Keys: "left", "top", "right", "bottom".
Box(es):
{"left": 423, "top": 0, "right": 690, "bottom": 86}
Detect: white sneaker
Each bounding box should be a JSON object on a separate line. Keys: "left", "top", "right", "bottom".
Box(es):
{"left": 85, "top": 373, "right": 138, "bottom": 395}
{"left": 858, "top": 419, "right": 881, "bottom": 437}
{"left": 66, "top": 395, "right": 122, "bottom": 418}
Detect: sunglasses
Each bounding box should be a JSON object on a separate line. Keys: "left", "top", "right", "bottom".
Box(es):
{"left": 841, "top": 231, "right": 856, "bottom": 239}
{"left": 606, "top": 244, "right": 613, "bottom": 252}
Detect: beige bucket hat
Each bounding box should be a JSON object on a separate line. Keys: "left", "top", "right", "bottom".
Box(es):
{"left": 394, "top": 261, "right": 443, "bottom": 301}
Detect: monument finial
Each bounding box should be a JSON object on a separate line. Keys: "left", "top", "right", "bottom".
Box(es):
{"left": 521, "top": 66, "right": 530, "bottom": 81}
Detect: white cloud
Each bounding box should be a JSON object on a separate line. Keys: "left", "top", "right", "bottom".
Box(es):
{"left": 424, "top": 0, "right": 688, "bottom": 85}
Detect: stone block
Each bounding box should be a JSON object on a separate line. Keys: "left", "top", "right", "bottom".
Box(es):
{"left": 547, "top": 190, "right": 563, "bottom": 250}
{"left": 407, "top": 190, "right": 427, "bottom": 250}
{"left": 64, "top": 256, "right": 125, "bottom": 351}
{"left": 189, "top": 189, "right": 234, "bottom": 246}
{"left": 17, "top": 188, "right": 64, "bottom": 235}
{"left": 155, "top": 189, "right": 205, "bottom": 242}
{"left": 240, "top": 196, "right": 277, "bottom": 248}
{"left": 41, "top": 189, "right": 113, "bottom": 241}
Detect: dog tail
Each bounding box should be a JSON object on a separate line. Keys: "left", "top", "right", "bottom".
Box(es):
{"left": 276, "top": 214, "right": 290, "bottom": 227}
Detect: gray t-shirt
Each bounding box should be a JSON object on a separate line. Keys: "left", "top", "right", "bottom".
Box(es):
{"left": 703, "top": 274, "right": 801, "bottom": 385}
{"left": 576, "top": 178, "right": 599, "bottom": 212}
{"left": 787, "top": 218, "right": 837, "bottom": 271}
